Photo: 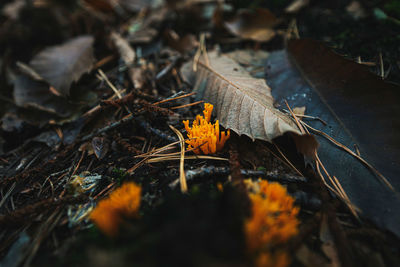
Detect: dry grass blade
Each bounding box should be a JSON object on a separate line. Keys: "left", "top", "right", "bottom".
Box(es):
{"left": 133, "top": 141, "right": 180, "bottom": 158}
{"left": 170, "top": 100, "right": 204, "bottom": 110}
{"left": 98, "top": 69, "right": 123, "bottom": 99}
{"left": 135, "top": 145, "right": 200, "bottom": 157}
{"left": 169, "top": 125, "right": 188, "bottom": 193}
{"left": 273, "top": 144, "right": 303, "bottom": 176}
{"left": 128, "top": 157, "right": 150, "bottom": 174}
{"left": 286, "top": 103, "right": 360, "bottom": 218}
{"left": 301, "top": 121, "right": 394, "bottom": 191}
{"left": 0, "top": 182, "right": 16, "bottom": 209}
{"left": 285, "top": 100, "right": 306, "bottom": 134}
{"left": 146, "top": 155, "right": 228, "bottom": 163}
{"left": 193, "top": 33, "right": 209, "bottom": 71}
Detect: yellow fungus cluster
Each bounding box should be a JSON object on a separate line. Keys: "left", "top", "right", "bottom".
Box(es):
{"left": 244, "top": 179, "right": 299, "bottom": 267}
{"left": 90, "top": 182, "right": 141, "bottom": 237}
{"left": 183, "top": 103, "right": 230, "bottom": 154}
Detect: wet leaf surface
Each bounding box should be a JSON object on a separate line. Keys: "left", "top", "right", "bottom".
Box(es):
{"left": 265, "top": 38, "right": 400, "bottom": 237}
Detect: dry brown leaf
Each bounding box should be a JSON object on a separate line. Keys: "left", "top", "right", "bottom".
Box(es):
{"left": 164, "top": 29, "right": 198, "bottom": 54}
{"left": 110, "top": 32, "right": 136, "bottom": 66}
{"left": 13, "top": 75, "right": 76, "bottom": 118}
{"left": 29, "top": 35, "right": 95, "bottom": 96}
{"left": 224, "top": 8, "right": 280, "bottom": 42}
{"left": 181, "top": 51, "right": 316, "bottom": 149}
{"left": 293, "top": 106, "right": 306, "bottom": 116}
{"left": 128, "top": 67, "right": 145, "bottom": 89}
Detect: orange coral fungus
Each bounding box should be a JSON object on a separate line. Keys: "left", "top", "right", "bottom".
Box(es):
{"left": 183, "top": 103, "right": 230, "bottom": 154}
{"left": 244, "top": 179, "right": 299, "bottom": 267}
{"left": 90, "top": 182, "right": 141, "bottom": 236}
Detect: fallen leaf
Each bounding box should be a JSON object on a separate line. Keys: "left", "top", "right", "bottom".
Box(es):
{"left": 13, "top": 75, "right": 76, "bottom": 118}
{"left": 287, "top": 39, "right": 400, "bottom": 186}
{"left": 285, "top": 0, "right": 309, "bottom": 14}
{"left": 181, "top": 51, "right": 318, "bottom": 155}
{"left": 128, "top": 67, "right": 145, "bottom": 89}
{"left": 29, "top": 35, "right": 95, "bottom": 96}
{"left": 224, "top": 8, "right": 280, "bottom": 42}
{"left": 164, "top": 29, "right": 198, "bottom": 54}
{"left": 110, "top": 32, "right": 136, "bottom": 66}
{"left": 293, "top": 106, "right": 306, "bottom": 117}
{"left": 264, "top": 39, "right": 400, "bottom": 237}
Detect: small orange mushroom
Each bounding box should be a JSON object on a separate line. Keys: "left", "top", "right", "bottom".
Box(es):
{"left": 183, "top": 103, "right": 230, "bottom": 154}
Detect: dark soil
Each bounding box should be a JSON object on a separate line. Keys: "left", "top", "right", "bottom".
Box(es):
{"left": 0, "top": 0, "right": 399, "bottom": 266}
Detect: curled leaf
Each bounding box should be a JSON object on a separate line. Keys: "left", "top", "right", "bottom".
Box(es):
{"left": 29, "top": 35, "right": 95, "bottom": 96}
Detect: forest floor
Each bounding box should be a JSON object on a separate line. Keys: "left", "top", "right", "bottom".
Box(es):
{"left": 0, "top": 0, "right": 399, "bottom": 266}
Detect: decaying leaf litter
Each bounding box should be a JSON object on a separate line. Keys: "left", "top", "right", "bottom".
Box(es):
{"left": 0, "top": 0, "right": 400, "bottom": 266}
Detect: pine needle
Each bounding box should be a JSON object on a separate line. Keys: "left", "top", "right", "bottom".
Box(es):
{"left": 169, "top": 125, "right": 188, "bottom": 193}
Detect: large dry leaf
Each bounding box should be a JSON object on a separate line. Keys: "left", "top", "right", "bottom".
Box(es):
{"left": 265, "top": 38, "right": 400, "bottom": 237}
{"left": 181, "top": 51, "right": 306, "bottom": 144}
{"left": 29, "top": 35, "right": 95, "bottom": 96}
